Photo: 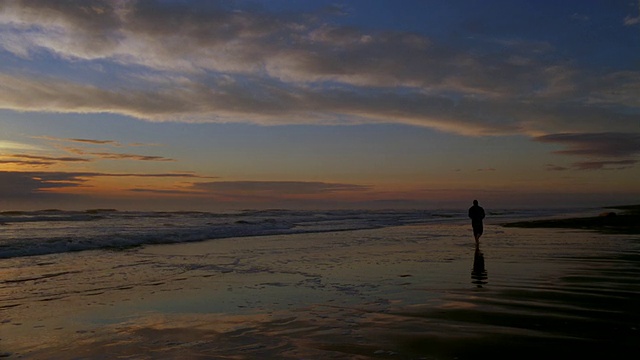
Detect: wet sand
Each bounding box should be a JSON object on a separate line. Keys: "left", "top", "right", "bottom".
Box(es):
{"left": 1, "top": 222, "right": 639, "bottom": 359}
{"left": 503, "top": 204, "right": 640, "bottom": 234}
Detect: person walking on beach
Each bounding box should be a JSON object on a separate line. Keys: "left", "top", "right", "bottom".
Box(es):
{"left": 468, "top": 200, "right": 485, "bottom": 243}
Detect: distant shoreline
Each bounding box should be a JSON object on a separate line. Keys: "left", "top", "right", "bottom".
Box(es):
{"left": 502, "top": 205, "right": 640, "bottom": 234}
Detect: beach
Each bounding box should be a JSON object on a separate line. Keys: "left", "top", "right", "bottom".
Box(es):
{"left": 2, "top": 218, "right": 639, "bottom": 359}
{"left": 2, "top": 1, "right": 638, "bottom": 358}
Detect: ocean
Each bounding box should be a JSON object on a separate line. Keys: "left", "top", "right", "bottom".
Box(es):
{"left": 0, "top": 205, "right": 586, "bottom": 259}
{"left": 0, "top": 208, "right": 578, "bottom": 259}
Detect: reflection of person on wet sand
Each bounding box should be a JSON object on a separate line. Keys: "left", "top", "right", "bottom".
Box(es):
{"left": 468, "top": 200, "right": 485, "bottom": 244}
{"left": 471, "top": 244, "right": 488, "bottom": 287}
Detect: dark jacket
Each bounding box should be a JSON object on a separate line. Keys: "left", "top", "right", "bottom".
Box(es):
{"left": 468, "top": 205, "right": 485, "bottom": 224}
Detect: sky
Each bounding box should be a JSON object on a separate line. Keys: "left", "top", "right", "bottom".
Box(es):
{"left": 0, "top": 0, "right": 639, "bottom": 211}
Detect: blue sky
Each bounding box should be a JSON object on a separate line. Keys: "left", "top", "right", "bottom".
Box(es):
{"left": 0, "top": 0, "right": 638, "bottom": 210}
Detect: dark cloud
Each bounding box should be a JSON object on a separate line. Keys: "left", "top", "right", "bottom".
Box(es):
{"left": 3, "top": 149, "right": 171, "bottom": 166}
{"left": 545, "top": 160, "right": 637, "bottom": 171}
{"left": 67, "top": 138, "right": 119, "bottom": 145}
{"left": 88, "top": 152, "right": 174, "bottom": 162}
{"left": 572, "top": 159, "right": 638, "bottom": 171}
{"left": 0, "top": 159, "right": 54, "bottom": 166}
{"left": 0, "top": 153, "right": 89, "bottom": 167}
{"left": 9, "top": 154, "right": 89, "bottom": 162}
{"left": 31, "top": 136, "right": 119, "bottom": 146}
{"left": 0, "top": 172, "right": 364, "bottom": 209}
{"left": 545, "top": 164, "right": 568, "bottom": 171}
{"left": 0, "top": 171, "right": 84, "bottom": 198}
{"left": 534, "top": 132, "right": 640, "bottom": 158}
{"left": 128, "top": 188, "right": 202, "bottom": 195}
{"left": 103, "top": 172, "right": 215, "bottom": 179}
{"left": 0, "top": 171, "right": 216, "bottom": 196}
{"left": 192, "top": 181, "right": 370, "bottom": 195}
{"left": 59, "top": 147, "right": 174, "bottom": 162}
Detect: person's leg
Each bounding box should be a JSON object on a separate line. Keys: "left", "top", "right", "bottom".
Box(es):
{"left": 473, "top": 225, "right": 483, "bottom": 243}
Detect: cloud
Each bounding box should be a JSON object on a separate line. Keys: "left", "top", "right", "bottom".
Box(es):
{"left": 0, "top": 140, "right": 45, "bottom": 151}
{"left": 538, "top": 132, "right": 640, "bottom": 171}
{"left": 35, "top": 136, "right": 158, "bottom": 147}
{"left": 545, "top": 164, "right": 568, "bottom": 171}
{"left": 0, "top": 0, "right": 635, "bottom": 137}
{"left": 0, "top": 170, "right": 222, "bottom": 208}
{"left": 30, "top": 137, "right": 172, "bottom": 162}
{"left": 102, "top": 172, "right": 215, "bottom": 179}
{"left": 0, "top": 159, "right": 54, "bottom": 166}
{"left": 0, "top": 0, "right": 564, "bottom": 96}
{"left": 625, "top": 15, "right": 640, "bottom": 26}
{"left": 534, "top": 132, "right": 640, "bottom": 158}
{"left": 8, "top": 154, "right": 89, "bottom": 162}
{"left": 0, "top": 72, "right": 513, "bottom": 134}
{"left": 192, "top": 181, "right": 370, "bottom": 196}
{"left": 66, "top": 138, "right": 120, "bottom": 145}
{"left": 4, "top": 70, "right": 637, "bottom": 137}
{"left": 181, "top": 180, "right": 374, "bottom": 205}
{"left": 58, "top": 147, "right": 173, "bottom": 162}
{"left": 87, "top": 152, "right": 174, "bottom": 162}
{"left": 0, "top": 170, "right": 216, "bottom": 194}
{"left": 127, "top": 188, "right": 202, "bottom": 195}
{"left": 0, "top": 172, "right": 366, "bottom": 209}
{"left": 586, "top": 71, "right": 640, "bottom": 108}
{"left": 0, "top": 154, "right": 89, "bottom": 167}
{"left": 572, "top": 159, "right": 638, "bottom": 171}
{"left": 0, "top": 73, "right": 197, "bottom": 121}
{"left": 545, "top": 160, "right": 637, "bottom": 171}
{"left": 624, "top": 0, "right": 640, "bottom": 26}
{"left": 0, "top": 171, "right": 85, "bottom": 198}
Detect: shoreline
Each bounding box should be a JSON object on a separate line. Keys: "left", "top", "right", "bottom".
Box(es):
{"left": 502, "top": 204, "right": 640, "bottom": 234}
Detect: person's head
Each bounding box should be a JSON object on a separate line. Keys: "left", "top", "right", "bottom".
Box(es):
{"left": 473, "top": 200, "right": 478, "bottom": 206}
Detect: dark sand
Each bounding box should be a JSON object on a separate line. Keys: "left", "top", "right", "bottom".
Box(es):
{"left": 504, "top": 204, "right": 640, "bottom": 234}
{"left": 1, "top": 222, "right": 639, "bottom": 359}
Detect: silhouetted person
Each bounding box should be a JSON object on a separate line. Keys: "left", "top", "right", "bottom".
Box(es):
{"left": 468, "top": 200, "right": 485, "bottom": 243}
{"left": 471, "top": 244, "right": 488, "bottom": 287}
